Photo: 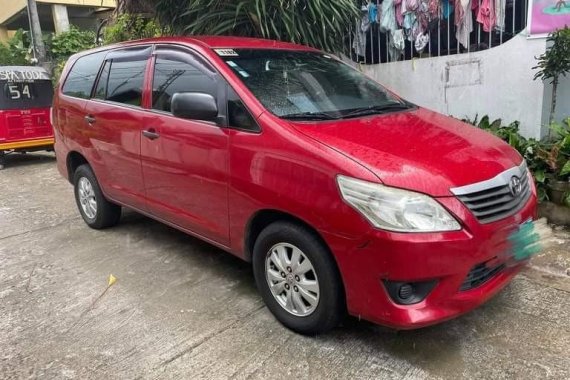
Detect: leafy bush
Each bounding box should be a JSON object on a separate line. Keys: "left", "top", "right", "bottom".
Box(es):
{"left": 103, "top": 14, "right": 162, "bottom": 44}
{"left": 463, "top": 115, "right": 570, "bottom": 203}
{"left": 49, "top": 26, "right": 95, "bottom": 62}
{"left": 0, "top": 30, "right": 30, "bottom": 65}
{"left": 154, "top": 0, "right": 359, "bottom": 52}
{"left": 45, "top": 27, "right": 96, "bottom": 85}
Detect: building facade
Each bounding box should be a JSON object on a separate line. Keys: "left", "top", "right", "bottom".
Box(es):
{"left": 0, "top": 0, "right": 116, "bottom": 42}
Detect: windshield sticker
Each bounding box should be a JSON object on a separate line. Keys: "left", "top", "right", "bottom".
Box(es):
{"left": 0, "top": 69, "right": 50, "bottom": 82}
{"left": 215, "top": 48, "right": 239, "bottom": 57}
{"left": 227, "top": 61, "right": 249, "bottom": 78}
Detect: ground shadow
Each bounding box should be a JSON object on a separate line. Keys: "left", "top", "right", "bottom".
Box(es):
{"left": 108, "top": 209, "right": 476, "bottom": 376}
{"left": 0, "top": 151, "right": 56, "bottom": 170}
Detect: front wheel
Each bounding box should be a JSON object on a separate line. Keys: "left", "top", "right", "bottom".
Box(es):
{"left": 73, "top": 164, "right": 121, "bottom": 229}
{"left": 253, "top": 222, "right": 345, "bottom": 335}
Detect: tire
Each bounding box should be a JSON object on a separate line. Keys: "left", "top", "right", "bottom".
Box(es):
{"left": 73, "top": 164, "right": 121, "bottom": 229}
{"left": 253, "top": 222, "right": 345, "bottom": 335}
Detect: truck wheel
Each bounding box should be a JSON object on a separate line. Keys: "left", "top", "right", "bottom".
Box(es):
{"left": 252, "top": 222, "right": 345, "bottom": 335}
{"left": 73, "top": 164, "right": 121, "bottom": 229}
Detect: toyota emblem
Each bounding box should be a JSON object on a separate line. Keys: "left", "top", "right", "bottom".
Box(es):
{"left": 509, "top": 176, "right": 522, "bottom": 196}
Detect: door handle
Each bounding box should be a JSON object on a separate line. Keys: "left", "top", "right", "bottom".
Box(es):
{"left": 84, "top": 115, "right": 96, "bottom": 125}
{"left": 142, "top": 129, "right": 160, "bottom": 140}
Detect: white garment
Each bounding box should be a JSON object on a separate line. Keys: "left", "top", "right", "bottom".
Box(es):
{"left": 353, "top": 15, "right": 371, "bottom": 57}
{"left": 455, "top": 0, "right": 473, "bottom": 50}
{"left": 389, "top": 29, "right": 405, "bottom": 61}
{"left": 380, "top": 0, "right": 397, "bottom": 33}
{"left": 494, "top": 0, "right": 506, "bottom": 32}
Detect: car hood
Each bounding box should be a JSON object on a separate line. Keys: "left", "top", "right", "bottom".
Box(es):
{"left": 288, "top": 108, "right": 522, "bottom": 197}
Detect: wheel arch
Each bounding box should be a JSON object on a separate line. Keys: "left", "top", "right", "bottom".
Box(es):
{"left": 66, "top": 151, "right": 89, "bottom": 184}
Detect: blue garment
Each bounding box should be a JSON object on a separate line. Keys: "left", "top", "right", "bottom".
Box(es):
{"left": 368, "top": 3, "right": 378, "bottom": 24}
{"left": 441, "top": 0, "right": 454, "bottom": 19}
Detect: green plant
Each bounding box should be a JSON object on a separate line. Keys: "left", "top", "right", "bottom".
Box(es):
{"left": 153, "top": 0, "right": 359, "bottom": 52}
{"left": 533, "top": 26, "right": 570, "bottom": 125}
{"left": 49, "top": 26, "right": 96, "bottom": 62}
{"left": 103, "top": 13, "right": 162, "bottom": 44}
{"left": 0, "top": 29, "right": 31, "bottom": 65}
{"left": 464, "top": 116, "right": 570, "bottom": 203}
{"left": 46, "top": 27, "right": 96, "bottom": 85}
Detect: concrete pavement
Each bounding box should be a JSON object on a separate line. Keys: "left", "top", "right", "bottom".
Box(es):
{"left": 1, "top": 152, "right": 569, "bottom": 379}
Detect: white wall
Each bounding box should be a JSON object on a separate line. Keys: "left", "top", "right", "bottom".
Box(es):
{"left": 357, "top": 34, "right": 556, "bottom": 139}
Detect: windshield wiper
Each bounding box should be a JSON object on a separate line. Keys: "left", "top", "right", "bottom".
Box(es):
{"left": 280, "top": 111, "right": 340, "bottom": 121}
{"left": 341, "top": 102, "right": 412, "bottom": 119}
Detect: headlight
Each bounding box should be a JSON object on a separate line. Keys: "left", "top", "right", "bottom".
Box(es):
{"left": 337, "top": 175, "right": 461, "bottom": 232}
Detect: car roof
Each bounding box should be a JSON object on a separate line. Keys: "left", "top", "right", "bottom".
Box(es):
{"left": 120, "top": 36, "right": 319, "bottom": 51}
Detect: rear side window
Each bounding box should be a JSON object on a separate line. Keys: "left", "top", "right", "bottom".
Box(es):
{"left": 105, "top": 60, "right": 147, "bottom": 106}
{"left": 62, "top": 51, "right": 107, "bottom": 99}
{"left": 94, "top": 60, "right": 110, "bottom": 100}
{"left": 152, "top": 57, "right": 216, "bottom": 113}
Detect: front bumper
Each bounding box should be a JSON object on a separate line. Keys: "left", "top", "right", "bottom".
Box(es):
{"left": 324, "top": 193, "right": 538, "bottom": 329}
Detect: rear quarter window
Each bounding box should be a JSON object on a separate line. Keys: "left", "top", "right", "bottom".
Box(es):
{"left": 62, "top": 51, "right": 107, "bottom": 99}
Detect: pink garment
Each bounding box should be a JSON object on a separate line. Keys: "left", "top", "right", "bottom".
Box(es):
{"left": 428, "top": 0, "right": 440, "bottom": 18}
{"left": 394, "top": 0, "right": 404, "bottom": 27}
{"left": 477, "top": 0, "right": 496, "bottom": 32}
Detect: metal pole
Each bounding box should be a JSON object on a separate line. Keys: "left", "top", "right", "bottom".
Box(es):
{"left": 26, "top": 0, "right": 46, "bottom": 65}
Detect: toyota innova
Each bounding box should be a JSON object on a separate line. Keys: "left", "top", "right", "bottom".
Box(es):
{"left": 53, "top": 37, "right": 537, "bottom": 334}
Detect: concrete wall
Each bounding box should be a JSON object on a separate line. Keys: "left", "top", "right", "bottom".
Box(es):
{"left": 357, "top": 34, "right": 568, "bottom": 139}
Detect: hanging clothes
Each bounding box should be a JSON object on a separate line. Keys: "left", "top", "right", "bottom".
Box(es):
{"left": 415, "top": 32, "right": 430, "bottom": 52}
{"left": 380, "top": 0, "right": 398, "bottom": 34}
{"left": 477, "top": 0, "right": 496, "bottom": 32}
{"left": 455, "top": 0, "right": 473, "bottom": 49}
{"left": 494, "top": 0, "right": 506, "bottom": 32}
{"left": 389, "top": 29, "right": 406, "bottom": 61}
{"left": 441, "top": 0, "right": 454, "bottom": 20}
{"left": 353, "top": 6, "right": 371, "bottom": 57}
{"left": 394, "top": 0, "right": 405, "bottom": 27}
{"left": 368, "top": 1, "right": 379, "bottom": 24}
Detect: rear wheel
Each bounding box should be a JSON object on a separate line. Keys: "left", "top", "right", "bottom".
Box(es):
{"left": 0, "top": 151, "right": 5, "bottom": 170}
{"left": 253, "top": 222, "right": 345, "bottom": 335}
{"left": 73, "top": 164, "right": 121, "bottom": 229}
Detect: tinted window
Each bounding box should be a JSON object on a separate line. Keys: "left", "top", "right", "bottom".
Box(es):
{"left": 62, "top": 51, "right": 106, "bottom": 99}
{"left": 228, "top": 88, "right": 258, "bottom": 132}
{"left": 94, "top": 61, "right": 110, "bottom": 100}
{"left": 0, "top": 80, "right": 53, "bottom": 110}
{"left": 152, "top": 57, "right": 216, "bottom": 113}
{"left": 106, "top": 60, "right": 147, "bottom": 106}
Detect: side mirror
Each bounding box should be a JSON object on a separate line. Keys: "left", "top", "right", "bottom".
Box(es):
{"left": 171, "top": 92, "right": 218, "bottom": 122}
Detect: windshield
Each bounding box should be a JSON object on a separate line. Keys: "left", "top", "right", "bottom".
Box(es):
{"left": 219, "top": 49, "right": 409, "bottom": 120}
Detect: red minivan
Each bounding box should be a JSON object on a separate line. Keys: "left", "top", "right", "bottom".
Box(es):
{"left": 0, "top": 66, "right": 54, "bottom": 169}
{"left": 53, "top": 37, "right": 537, "bottom": 334}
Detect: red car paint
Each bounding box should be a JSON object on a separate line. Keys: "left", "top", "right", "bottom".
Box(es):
{"left": 53, "top": 37, "right": 537, "bottom": 329}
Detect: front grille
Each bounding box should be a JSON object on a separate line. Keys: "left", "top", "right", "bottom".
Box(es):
{"left": 460, "top": 260, "right": 505, "bottom": 291}
{"left": 451, "top": 162, "right": 531, "bottom": 224}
